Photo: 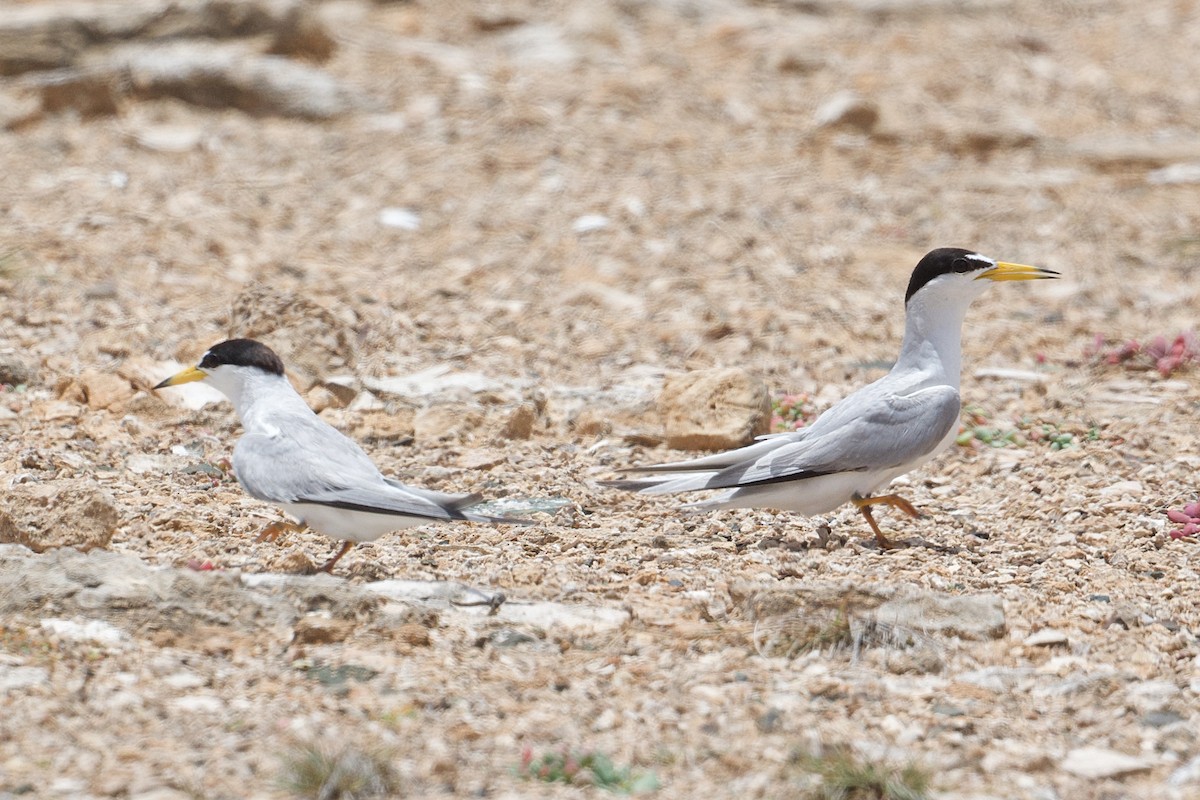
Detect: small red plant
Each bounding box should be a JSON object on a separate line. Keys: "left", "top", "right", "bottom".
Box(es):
{"left": 772, "top": 393, "right": 819, "bottom": 432}
{"left": 1087, "top": 331, "right": 1198, "bottom": 377}
{"left": 1167, "top": 501, "right": 1200, "bottom": 541}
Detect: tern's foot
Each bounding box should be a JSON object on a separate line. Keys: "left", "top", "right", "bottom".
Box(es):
{"left": 256, "top": 520, "right": 306, "bottom": 544}
{"left": 865, "top": 493, "right": 924, "bottom": 519}
{"left": 851, "top": 492, "right": 928, "bottom": 549}
{"left": 315, "top": 540, "right": 355, "bottom": 574}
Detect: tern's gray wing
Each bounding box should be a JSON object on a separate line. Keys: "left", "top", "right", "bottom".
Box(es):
{"left": 704, "top": 385, "right": 960, "bottom": 489}
{"left": 232, "top": 414, "right": 488, "bottom": 522}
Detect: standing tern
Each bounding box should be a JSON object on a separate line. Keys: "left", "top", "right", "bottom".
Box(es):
{"left": 155, "top": 338, "right": 528, "bottom": 573}
{"left": 603, "top": 247, "right": 1059, "bottom": 548}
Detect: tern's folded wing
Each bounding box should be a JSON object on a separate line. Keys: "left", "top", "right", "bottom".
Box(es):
{"left": 232, "top": 415, "right": 527, "bottom": 523}
{"left": 703, "top": 385, "right": 961, "bottom": 489}
{"left": 232, "top": 413, "right": 390, "bottom": 504}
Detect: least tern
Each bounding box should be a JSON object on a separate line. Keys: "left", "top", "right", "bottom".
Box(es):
{"left": 155, "top": 338, "right": 527, "bottom": 573}
{"left": 603, "top": 248, "right": 1058, "bottom": 548}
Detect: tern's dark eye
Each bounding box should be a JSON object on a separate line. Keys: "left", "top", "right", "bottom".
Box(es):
{"left": 951, "top": 257, "right": 973, "bottom": 273}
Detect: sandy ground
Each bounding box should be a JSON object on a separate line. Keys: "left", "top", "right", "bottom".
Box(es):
{"left": 2, "top": 0, "right": 1200, "bottom": 798}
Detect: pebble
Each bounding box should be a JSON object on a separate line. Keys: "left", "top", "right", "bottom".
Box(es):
{"left": 170, "top": 694, "right": 225, "bottom": 714}
{"left": 378, "top": 207, "right": 421, "bottom": 230}
{"left": 40, "top": 617, "right": 127, "bottom": 646}
{"left": 1023, "top": 629, "right": 1069, "bottom": 647}
{"left": 0, "top": 665, "right": 50, "bottom": 692}
{"left": 1126, "top": 680, "right": 1181, "bottom": 713}
{"left": 1147, "top": 162, "right": 1200, "bottom": 184}
{"left": 814, "top": 91, "right": 879, "bottom": 133}
{"left": 1099, "top": 480, "right": 1143, "bottom": 497}
{"left": 1060, "top": 746, "right": 1153, "bottom": 779}
{"left": 572, "top": 214, "right": 610, "bottom": 233}
{"left": 1169, "top": 754, "right": 1200, "bottom": 786}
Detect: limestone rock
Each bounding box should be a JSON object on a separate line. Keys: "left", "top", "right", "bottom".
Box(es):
{"left": 413, "top": 403, "right": 485, "bottom": 443}
{"left": 873, "top": 589, "right": 1006, "bottom": 641}
{"left": 78, "top": 369, "right": 136, "bottom": 410}
{"left": 499, "top": 402, "right": 537, "bottom": 440}
{"left": 0, "top": 479, "right": 121, "bottom": 553}
{"left": 292, "top": 614, "right": 354, "bottom": 645}
{"left": 0, "top": 0, "right": 300, "bottom": 76}
{"left": 227, "top": 283, "right": 357, "bottom": 391}
{"left": 659, "top": 367, "right": 770, "bottom": 451}
{"left": 119, "top": 42, "right": 374, "bottom": 119}
{"left": 1061, "top": 746, "right": 1153, "bottom": 780}
{"left": 351, "top": 409, "right": 416, "bottom": 442}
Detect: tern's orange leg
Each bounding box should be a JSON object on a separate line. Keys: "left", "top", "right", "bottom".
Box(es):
{"left": 850, "top": 493, "right": 924, "bottom": 549}
{"left": 317, "top": 541, "right": 355, "bottom": 574}
{"left": 256, "top": 520, "right": 307, "bottom": 544}
{"left": 865, "top": 493, "right": 923, "bottom": 519}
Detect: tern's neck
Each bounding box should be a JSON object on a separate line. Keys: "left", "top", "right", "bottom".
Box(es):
{"left": 893, "top": 294, "right": 972, "bottom": 388}
{"left": 221, "top": 371, "right": 311, "bottom": 430}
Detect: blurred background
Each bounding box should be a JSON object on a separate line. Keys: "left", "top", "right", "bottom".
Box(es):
{"left": 1, "top": 0, "right": 1196, "bottom": 395}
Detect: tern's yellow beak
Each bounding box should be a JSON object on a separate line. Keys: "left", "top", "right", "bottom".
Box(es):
{"left": 975, "top": 261, "right": 1060, "bottom": 282}
{"left": 153, "top": 366, "right": 207, "bottom": 390}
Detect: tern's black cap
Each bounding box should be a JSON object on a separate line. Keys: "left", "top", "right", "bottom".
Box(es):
{"left": 198, "top": 339, "right": 285, "bottom": 376}
{"left": 904, "top": 248, "right": 990, "bottom": 304}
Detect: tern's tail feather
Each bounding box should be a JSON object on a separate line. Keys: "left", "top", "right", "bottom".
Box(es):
{"left": 389, "top": 481, "right": 532, "bottom": 525}
{"left": 605, "top": 435, "right": 795, "bottom": 486}
{"left": 599, "top": 470, "right": 722, "bottom": 495}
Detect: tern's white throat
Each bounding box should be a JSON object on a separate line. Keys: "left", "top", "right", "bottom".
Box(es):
{"left": 202, "top": 364, "right": 311, "bottom": 429}
{"left": 893, "top": 272, "right": 991, "bottom": 390}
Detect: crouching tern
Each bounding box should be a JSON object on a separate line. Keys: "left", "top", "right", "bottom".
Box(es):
{"left": 155, "top": 339, "right": 527, "bottom": 573}
{"left": 603, "top": 248, "right": 1059, "bottom": 548}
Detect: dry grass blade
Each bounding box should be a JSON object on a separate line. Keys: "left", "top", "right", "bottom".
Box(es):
{"left": 278, "top": 741, "right": 399, "bottom": 800}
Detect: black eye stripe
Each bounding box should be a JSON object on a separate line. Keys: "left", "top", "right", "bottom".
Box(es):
{"left": 952, "top": 257, "right": 972, "bottom": 273}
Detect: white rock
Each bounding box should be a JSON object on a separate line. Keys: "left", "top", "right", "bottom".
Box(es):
{"left": 170, "top": 694, "right": 224, "bottom": 713}
{"left": 133, "top": 123, "right": 204, "bottom": 152}
{"left": 958, "top": 667, "right": 1034, "bottom": 692}
{"left": 572, "top": 214, "right": 610, "bottom": 233}
{"left": 1127, "top": 680, "right": 1181, "bottom": 713}
{"left": 40, "top": 617, "right": 127, "bottom": 646}
{"left": 1168, "top": 754, "right": 1200, "bottom": 786}
{"left": 363, "top": 365, "right": 515, "bottom": 398}
{"left": 0, "top": 665, "right": 50, "bottom": 692}
{"left": 162, "top": 671, "right": 208, "bottom": 690}
{"left": 1024, "top": 629, "right": 1069, "bottom": 647}
{"left": 591, "top": 707, "right": 618, "bottom": 731}
{"left": 378, "top": 207, "right": 420, "bottom": 230}
{"left": 1099, "top": 480, "right": 1143, "bottom": 497}
{"left": 500, "top": 24, "right": 578, "bottom": 67}
{"left": 125, "top": 454, "right": 176, "bottom": 475}
{"left": 50, "top": 777, "right": 87, "bottom": 795}
{"left": 1061, "top": 746, "right": 1153, "bottom": 779}
{"left": 129, "top": 787, "right": 196, "bottom": 800}
{"left": 1147, "top": 163, "right": 1200, "bottom": 184}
